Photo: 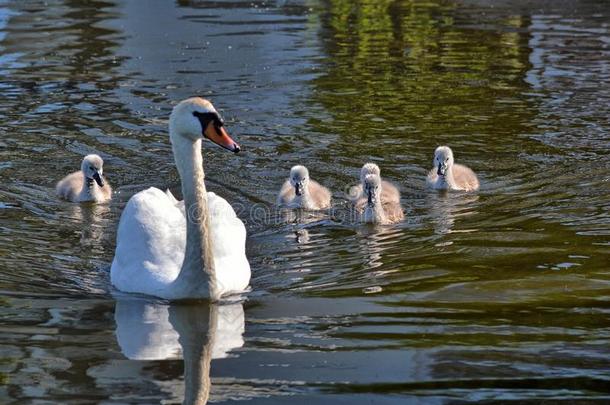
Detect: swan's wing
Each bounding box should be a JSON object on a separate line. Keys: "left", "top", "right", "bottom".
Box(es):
{"left": 453, "top": 164, "right": 480, "bottom": 191}
{"left": 208, "top": 192, "right": 251, "bottom": 294}
{"left": 277, "top": 180, "right": 295, "bottom": 205}
{"left": 309, "top": 180, "right": 332, "bottom": 209}
{"left": 381, "top": 180, "right": 401, "bottom": 203}
{"left": 111, "top": 187, "right": 186, "bottom": 296}
{"left": 165, "top": 188, "right": 179, "bottom": 204}
{"left": 383, "top": 201, "right": 405, "bottom": 223}
{"left": 426, "top": 167, "right": 439, "bottom": 187}
{"left": 100, "top": 180, "right": 112, "bottom": 201}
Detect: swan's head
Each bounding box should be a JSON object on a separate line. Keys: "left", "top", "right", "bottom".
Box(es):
{"left": 169, "top": 97, "right": 240, "bottom": 153}
{"left": 364, "top": 174, "right": 381, "bottom": 207}
{"left": 81, "top": 154, "right": 105, "bottom": 187}
{"left": 360, "top": 162, "right": 381, "bottom": 184}
{"left": 289, "top": 165, "right": 309, "bottom": 196}
{"left": 434, "top": 146, "right": 454, "bottom": 176}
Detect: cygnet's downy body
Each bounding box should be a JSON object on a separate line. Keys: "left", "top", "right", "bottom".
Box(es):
{"left": 426, "top": 146, "right": 479, "bottom": 192}
{"left": 277, "top": 165, "right": 332, "bottom": 210}
{"left": 349, "top": 162, "right": 401, "bottom": 204}
{"left": 56, "top": 154, "right": 112, "bottom": 203}
{"left": 357, "top": 174, "right": 404, "bottom": 225}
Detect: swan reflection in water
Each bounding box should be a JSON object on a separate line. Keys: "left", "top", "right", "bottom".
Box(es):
{"left": 114, "top": 297, "right": 245, "bottom": 404}
{"left": 427, "top": 191, "right": 479, "bottom": 236}
{"left": 64, "top": 202, "right": 112, "bottom": 247}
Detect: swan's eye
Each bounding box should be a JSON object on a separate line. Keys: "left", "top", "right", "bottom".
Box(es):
{"left": 89, "top": 166, "right": 94, "bottom": 170}
{"left": 193, "top": 111, "right": 222, "bottom": 133}
{"left": 445, "top": 158, "right": 449, "bottom": 162}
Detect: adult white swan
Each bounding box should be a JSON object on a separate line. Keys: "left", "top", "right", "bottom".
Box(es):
{"left": 111, "top": 98, "right": 250, "bottom": 300}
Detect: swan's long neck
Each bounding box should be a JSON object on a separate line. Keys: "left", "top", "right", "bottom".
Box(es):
{"left": 171, "top": 133, "right": 218, "bottom": 299}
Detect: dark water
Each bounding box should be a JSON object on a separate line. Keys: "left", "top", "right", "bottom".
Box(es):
{"left": 1, "top": 0, "right": 609, "bottom": 403}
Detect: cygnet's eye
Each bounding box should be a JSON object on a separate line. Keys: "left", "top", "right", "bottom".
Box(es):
{"left": 89, "top": 166, "right": 94, "bottom": 170}
{"left": 445, "top": 158, "right": 449, "bottom": 162}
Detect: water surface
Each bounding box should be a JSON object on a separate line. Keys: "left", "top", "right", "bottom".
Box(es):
{"left": 1, "top": 0, "right": 609, "bottom": 403}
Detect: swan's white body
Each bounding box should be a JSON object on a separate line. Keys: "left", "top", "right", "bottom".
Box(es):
{"left": 110, "top": 98, "right": 250, "bottom": 300}
{"left": 111, "top": 188, "right": 250, "bottom": 298}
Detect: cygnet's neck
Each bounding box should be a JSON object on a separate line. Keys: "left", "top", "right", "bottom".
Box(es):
{"left": 439, "top": 166, "right": 457, "bottom": 190}
{"left": 170, "top": 132, "right": 218, "bottom": 299}
{"left": 80, "top": 175, "right": 102, "bottom": 201}
{"left": 295, "top": 184, "right": 314, "bottom": 209}
{"left": 364, "top": 194, "right": 387, "bottom": 224}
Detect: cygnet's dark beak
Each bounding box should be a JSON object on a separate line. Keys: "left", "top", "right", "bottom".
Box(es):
{"left": 93, "top": 171, "right": 104, "bottom": 187}
{"left": 437, "top": 163, "right": 446, "bottom": 176}
{"left": 367, "top": 189, "right": 374, "bottom": 207}
{"left": 294, "top": 183, "right": 302, "bottom": 196}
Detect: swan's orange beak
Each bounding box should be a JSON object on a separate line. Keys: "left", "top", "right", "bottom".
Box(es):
{"left": 204, "top": 121, "right": 240, "bottom": 153}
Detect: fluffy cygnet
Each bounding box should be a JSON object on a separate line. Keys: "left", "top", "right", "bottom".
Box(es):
{"left": 356, "top": 174, "right": 404, "bottom": 225}
{"left": 56, "top": 154, "right": 112, "bottom": 203}
{"left": 426, "top": 146, "right": 479, "bottom": 192}
{"left": 349, "top": 162, "right": 400, "bottom": 203}
{"left": 277, "top": 165, "right": 331, "bottom": 210}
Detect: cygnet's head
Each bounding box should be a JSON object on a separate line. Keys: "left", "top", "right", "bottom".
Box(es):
{"left": 169, "top": 97, "right": 240, "bottom": 153}
{"left": 289, "top": 165, "right": 309, "bottom": 196}
{"left": 360, "top": 163, "right": 381, "bottom": 183}
{"left": 364, "top": 174, "right": 382, "bottom": 206}
{"left": 81, "top": 154, "right": 105, "bottom": 187}
{"left": 434, "top": 146, "right": 454, "bottom": 176}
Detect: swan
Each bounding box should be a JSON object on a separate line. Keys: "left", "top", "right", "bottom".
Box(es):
{"left": 277, "top": 165, "right": 331, "bottom": 210}
{"left": 56, "top": 154, "right": 112, "bottom": 203}
{"left": 427, "top": 146, "right": 479, "bottom": 191}
{"left": 110, "top": 97, "right": 250, "bottom": 300}
{"left": 356, "top": 174, "right": 404, "bottom": 225}
{"left": 348, "top": 162, "right": 400, "bottom": 203}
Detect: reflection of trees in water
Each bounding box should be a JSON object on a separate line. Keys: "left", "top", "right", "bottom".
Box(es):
{"left": 4, "top": 1, "right": 123, "bottom": 94}
{"left": 1, "top": 1, "right": 133, "bottom": 184}
{"left": 311, "top": 0, "right": 535, "bottom": 158}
